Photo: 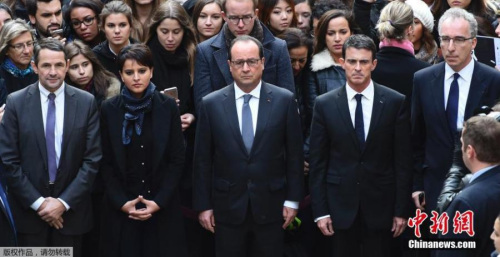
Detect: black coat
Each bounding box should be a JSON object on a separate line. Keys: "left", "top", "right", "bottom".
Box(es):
{"left": 372, "top": 46, "right": 430, "bottom": 101}
{"left": 99, "top": 91, "right": 188, "bottom": 257}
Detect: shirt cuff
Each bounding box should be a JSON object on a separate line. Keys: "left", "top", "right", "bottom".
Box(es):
{"left": 30, "top": 197, "right": 45, "bottom": 211}
{"left": 57, "top": 198, "right": 70, "bottom": 211}
{"left": 314, "top": 215, "right": 331, "bottom": 223}
{"left": 283, "top": 200, "right": 299, "bottom": 209}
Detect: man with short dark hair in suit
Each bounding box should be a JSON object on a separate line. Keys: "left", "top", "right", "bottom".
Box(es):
{"left": 411, "top": 8, "right": 500, "bottom": 214}
{"left": 309, "top": 34, "right": 412, "bottom": 257}
{"left": 436, "top": 115, "right": 500, "bottom": 257}
{"left": 193, "top": 0, "right": 295, "bottom": 108}
{"left": 193, "top": 35, "right": 304, "bottom": 257}
{"left": 0, "top": 38, "right": 101, "bottom": 257}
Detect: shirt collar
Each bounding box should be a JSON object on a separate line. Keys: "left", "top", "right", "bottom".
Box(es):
{"left": 345, "top": 80, "right": 374, "bottom": 101}
{"left": 445, "top": 59, "right": 475, "bottom": 83}
{"left": 234, "top": 81, "right": 262, "bottom": 100}
{"left": 39, "top": 82, "right": 65, "bottom": 100}
{"left": 470, "top": 164, "right": 498, "bottom": 183}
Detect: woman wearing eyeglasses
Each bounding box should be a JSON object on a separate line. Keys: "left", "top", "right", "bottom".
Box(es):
{"left": 64, "top": 0, "right": 105, "bottom": 48}
{"left": 0, "top": 19, "right": 37, "bottom": 105}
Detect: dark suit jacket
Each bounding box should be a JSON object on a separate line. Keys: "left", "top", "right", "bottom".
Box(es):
{"left": 193, "top": 22, "right": 295, "bottom": 108}
{"left": 99, "top": 91, "right": 187, "bottom": 257}
{"left": 436, "top": 166, "right": 500, "bottom": 257}
{"left": 309, "top": 83, "right": 412, "bottom": 230}
{"left": 412, "top": 61, "right": 500, "bottom": 211}
{"left": 0, "top": 82, "right": 102, "bottom": 235}
{"left": 193, "top": 82, "right": 304, "bottom": 225}
{"left": 0, "top": 181, "right": 16, "bottom": 246}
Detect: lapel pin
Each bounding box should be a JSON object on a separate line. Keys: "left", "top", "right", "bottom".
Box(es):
{"left": 380, "top": 100, "right": 383, "bottom": 104}
{"left": 267, "top": 99, "right": 271, "bottom": 103}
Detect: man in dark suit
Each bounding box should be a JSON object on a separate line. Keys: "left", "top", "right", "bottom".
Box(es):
{"left": 309, "top": 34, "right": 412, "bottom": 257}
{"left": 411, "top": 8, "right": 500, "bottom": 213}
{"left": 193, "top": 0, "right": 295, "bottom": 108}
{"left": 0, "top": 39, "right": 101, "bottom": 257}
{"left": 0, "top": 173, "right": 16, "bottom": 246}
{"left": 436, "top": 115, "right": 500, "bottom": 257}
{"left": 193, "top": 35, "right": 304, "bottom": 257}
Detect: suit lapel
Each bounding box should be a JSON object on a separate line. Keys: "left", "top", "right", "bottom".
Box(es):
{"left": 252, "top": 83, "right": 272, "bottom": 155}
{"left": 60, "top": 85, "right": 77, "bottom": 163}
{"left": 430, "top": 64, "right": 453, "bottom": 141}
{"left": 222, "top": 85, "right": 248, "bottom": 155}
{"left": 464, "top": 62, "right": 486, "bottom": 120}
{"left": 335, "top": 86, "right": 360, "bottom": 150}
{"left": 27, "top": 84, "right": 48, "bottom": 171}
{"left": 151, "top": 93, "right": 168, "bottom": 172}
{"left": 364, "top": 84, "right": 385, "bottom": 152}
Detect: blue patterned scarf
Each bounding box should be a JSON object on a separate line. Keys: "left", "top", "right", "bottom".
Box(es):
{"left": 1, "top": 58, "right": 34, "bottom": 77}
{"left": 121, "top": 83, "right": 156, "bottom": 145}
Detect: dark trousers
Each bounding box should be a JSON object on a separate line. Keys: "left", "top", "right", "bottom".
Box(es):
{"left": 18, "top": 227, "right": 82, "bottom": 257}
{"left": 215, "top": 207, "right": 284, "bottom": 257}
{"left": 332, "top": 211, "right": 392, "bottom": 257}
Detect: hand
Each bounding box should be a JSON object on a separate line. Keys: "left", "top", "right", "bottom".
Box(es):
{"left": 199, "top": 209, "right": 215, "bottom": 233}
{"left": 50, "top": 35, "right": 67, "bottom": 45}
{"left": 180, "top": 113, "right": 195, "bottom": 131}
{"left": 282, "top": 206, "right": 298, "bottom": 229}
{"left": 412, "top": 191, "right": 425, "bottom": 210}
{"left": 317, "top": 217, "right": 334, "bottom": 236}
{"left": 38, "top": 197, "right": 66, "bottom": 223}
{"left": 0, "top": 104, "right": 5, "bottom": 122}
{"left": 392, "top": 217, "right": 407, "bottom": 237}
{"left": 121, "top": 197, "right": 141, "bottom": 214}
{"left": 304, "top": 161, "right": 309, "bottom": 175}
{"left": 49, "top": 217, "right": 64, "bottom": 229}
{"left": 128, "top": 195, "right": 160, "bottom": 221}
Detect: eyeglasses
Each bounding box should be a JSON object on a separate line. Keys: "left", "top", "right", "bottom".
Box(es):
{"left": 227, "top": 15, "right": 254, "bottom": 25}
{"left": 71, "top": 16, "right": 95, "bottom": 28}
{"left": 9, "top": 41, "right": 35, "bottom": 51}
{"left": 440, "top": 36, "right": 474, "bottom": 46}
{"left": 230, "top": 58, "right": 261, "bottom": 68}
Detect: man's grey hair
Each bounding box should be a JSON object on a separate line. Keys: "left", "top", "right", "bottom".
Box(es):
{"left": 438, "top": 8, "right": 477, "bottom": 38}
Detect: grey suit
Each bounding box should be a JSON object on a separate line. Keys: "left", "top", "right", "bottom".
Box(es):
{"left": 0, "top": 83, "right": 101, "bottom": 240}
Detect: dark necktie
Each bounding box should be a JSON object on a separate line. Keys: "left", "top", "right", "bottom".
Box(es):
{"left": 355, "top": 94, "right": 365, "bottom": 150}
{"left": 446, "top": 73, "right": 460, "bottom": 134}
{"left": 242, "top": 94, "right": 254, "bottom": 154}
{"left": 0, "top": 182, "right": 16, "bottom": 239}
{"left": 46, "top": 93, "right": 57, "bottom": 182}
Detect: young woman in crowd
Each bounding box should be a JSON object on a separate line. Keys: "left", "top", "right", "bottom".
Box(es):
{"left": 405, "top": 0, "right": 438, "bottom": 64}
{"left": 100, "top": 43, "right": 188, "bottom": 257}
{"left": 64, "top": 0, "right": 105, "bottom": 48}
{"left": 0, "top": 3, "right": 13, "bottom": 31}
{"left": 93, "top": 1, "right": 139, "bottom": 79}
{"left": 65, "top": 40, "right": 120, "bottom": 107}
{"left": 371, "top": 1, "right": 430, "bottom": 99}
{"left": 294, "top": 0, "right": 312, "bottom": 36}
{"left": 308, "top": 10, "right": 359, "bottom": 114}
{"left": 258, "top": 0, "right": 298, "bottom": 36}
{"left": 192, "top": 0, "right": 223, "bottom": 42}
{"left": 124, "top": 0, "right": 163, "bottom": 42}
{"left": 0, "top": 19, "right": 37, "bottom": 104}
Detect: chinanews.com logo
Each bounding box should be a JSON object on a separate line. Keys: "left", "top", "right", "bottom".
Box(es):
{"left": 406, "top": 209, "right": 477, "bottom": 250}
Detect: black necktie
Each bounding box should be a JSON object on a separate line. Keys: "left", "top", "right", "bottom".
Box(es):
{"left": 355, "top": 94, "right": 365, "bottom": 150}
{"left": 446, "top": 73, "right": 460, "bottom": 134}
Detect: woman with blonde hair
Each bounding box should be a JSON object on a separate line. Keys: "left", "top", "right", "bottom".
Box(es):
{"left": 371, "top": 1, "right": 430, "bottom": 100}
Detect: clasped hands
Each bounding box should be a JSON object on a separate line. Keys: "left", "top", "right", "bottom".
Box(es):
{"left": 121, "top": 195, "right": 160, "bottom": 221}
{"left": 37, "top": 197, "right": 66, "bottom": 230}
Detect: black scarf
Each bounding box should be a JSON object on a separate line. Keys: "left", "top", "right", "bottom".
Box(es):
{"left": 223, "top": 19, "right": 264, "bottom": 49}
{"left": 121, "top": 83, "right": 156, "bottom": 145}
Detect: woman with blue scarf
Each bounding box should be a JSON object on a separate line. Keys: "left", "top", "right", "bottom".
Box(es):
{"left": 0, "top": 19, "right": 37, "bottom": 105}
{"left": 99, "top": 44, "right": 188, "bottom": 257}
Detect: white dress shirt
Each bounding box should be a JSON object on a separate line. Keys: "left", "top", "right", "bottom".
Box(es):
{"left": 346, "top": 81, "right": 375, "bottom": 139}
{"left": 315, "top": 81, "right": 375, "bottom": 223}
{"left": 233, "top": 82, "right": 298, "bottom": 210}
{"left": 444, "top": 60, "right": 474, "bottom": 130}
{"left": 30, "top": 83, "right": 69, "bottom": 211}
